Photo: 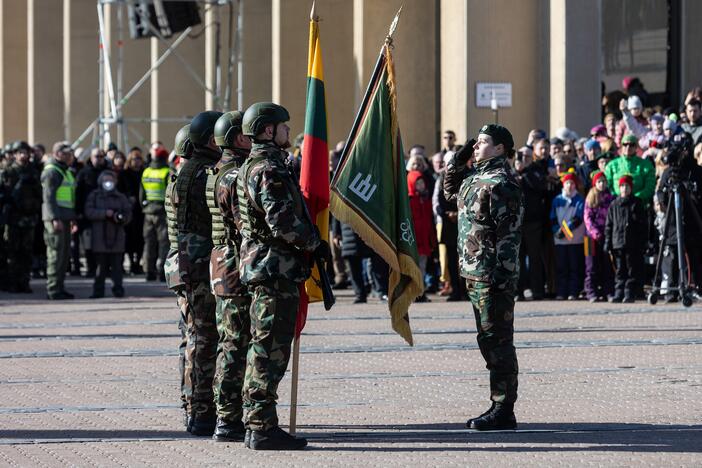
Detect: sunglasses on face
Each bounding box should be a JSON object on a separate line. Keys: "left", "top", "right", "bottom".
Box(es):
{"left": 622, "top": 143, "right": 635, "bottom": 147}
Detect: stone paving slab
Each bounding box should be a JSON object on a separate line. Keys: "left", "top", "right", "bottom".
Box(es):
{"left": 0, "top": 277, "right": 700, "bottom": 466}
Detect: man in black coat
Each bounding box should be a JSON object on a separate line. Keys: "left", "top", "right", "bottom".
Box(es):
{"left": 75, "top": 148, "right": 107, "bottom": 276}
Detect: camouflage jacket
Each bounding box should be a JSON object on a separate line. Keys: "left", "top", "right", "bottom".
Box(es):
{"left": 236, "top": 141, "right": 320, "bottom": 284}
{"left": 1, "top": 162, "right": 42, "bottom": 227}
{"left": 444, "top": 155, "right": 523, "bottom": 291}
{"left": 209, "top": 148, "right": 249, "bottom": 297}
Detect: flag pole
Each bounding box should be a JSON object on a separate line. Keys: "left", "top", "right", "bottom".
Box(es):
{"left": 289, "top": 0, "right": 319, "bottom": 436}
{"left": 331, "top": 6, "right": 403, "bottom": 182}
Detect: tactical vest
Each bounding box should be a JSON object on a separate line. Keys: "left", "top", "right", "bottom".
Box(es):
{"left": 165, "top": 174, "right": 178, "bottom": 248}
{"left": 44, "top": 164, "right": 75, "bottom": 209}
{"left": 141, "top": 166, "right": 169, "bottom": 202}
{"left": 206, "top": 161, "right": 239, "bottom": 247}
{"left": 237, "top": 154, "right": 274, "bottom": 244}
{"left": 176, "top": 156, "right": 214, "bottom": 238}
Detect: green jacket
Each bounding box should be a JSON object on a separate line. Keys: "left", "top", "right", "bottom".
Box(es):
{"left": 604, "top": 155, "right": 655, "bottom": 202}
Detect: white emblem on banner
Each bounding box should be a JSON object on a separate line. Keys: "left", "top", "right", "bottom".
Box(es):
{"left": 400, "top": 219, "right": 415, "bottom": 245}
{"left": 349, "top": 173, "right": 378, "bottom": 202}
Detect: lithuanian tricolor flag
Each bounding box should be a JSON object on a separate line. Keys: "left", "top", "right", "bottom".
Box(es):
{"left": 297, "top": 7, "right": 329, "bottom": 337}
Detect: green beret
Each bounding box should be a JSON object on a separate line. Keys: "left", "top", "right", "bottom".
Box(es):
{"left": 479, "top": 124, "right": 514, "bottom": 150}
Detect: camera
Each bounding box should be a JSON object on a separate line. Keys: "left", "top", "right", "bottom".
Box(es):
{"left": 662, "top": 132, "right": 693, "bottom": 166}
{"left": 113, "top": 211, "right": 125, "bottom": 223}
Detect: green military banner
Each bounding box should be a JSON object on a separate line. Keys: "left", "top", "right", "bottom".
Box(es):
{"left": 330, "top": 41, "right": 423, "bottom": 346}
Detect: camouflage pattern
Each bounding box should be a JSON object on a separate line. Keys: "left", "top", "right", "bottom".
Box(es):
{"left": 467, "top": 281, "right": 519, "bottom": 404}
{"left": 444, "top": 153, "right": 523, "bottom": 406}
{"left": 243, "top": 278, "right": 299, "bottom": 431}
{"left": 183, "top": 280, "right": 218, "bottom": 418}
{"left": 176, "top": 290, "right": 191, "bottom": 411}
{"left": 236, "top": 142, "right": 320, "bottom": 285}
{"left": 213, "top": 295, "right": 251, "bottom": 422}
{"left": 142, "top": 212, "right": 168, "bottom": 278}
{"left": 175, "top": 146, "right": 220, "bottom": 419}
{"left": 208, "top": 148, "right": 253, "bottom": 424}
{"left": 446, "top": 155, "right": 524, "bottom": 292}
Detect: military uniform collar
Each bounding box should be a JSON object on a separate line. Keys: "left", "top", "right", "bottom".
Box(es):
{"left": 220, "top": 147, "right": 250, "bottom": 164}
{"left": 474, "top": 155, "right": 506, "bottom": 173}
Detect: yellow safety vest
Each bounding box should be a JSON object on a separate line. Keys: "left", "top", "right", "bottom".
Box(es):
{"left": 45, "top": 164, "right": 76, "bottom": 209}
{"left": 141, "top": 166, "right": 170, "bottom": 202}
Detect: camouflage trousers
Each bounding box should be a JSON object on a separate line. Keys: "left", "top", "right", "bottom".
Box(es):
{"left": 213, "top": 294, "right": 252, "bottom": 423}
{"left": 183, "top": 281, "right": 218, "bottom": 418}
{"left": 5, "top": 224, "right": 36, "bottom": 289}
{"left": 176, "top": 290, "right": 190, "bottom": 411}
{"left": 44, "top": 221, "right": 71, "bottom": 296}
{"left": 243, "top": 278, "right": 299, "bottom": 431}
{"left": 142, "top": 212, "right": 168, "bottom": 277}
{"left": 466, "top": 280, "right": 519, "bottom": 405}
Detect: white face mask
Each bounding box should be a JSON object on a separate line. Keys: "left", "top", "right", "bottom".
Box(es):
{"left": 102, "top": 180, "right": 115, "bottom": 191}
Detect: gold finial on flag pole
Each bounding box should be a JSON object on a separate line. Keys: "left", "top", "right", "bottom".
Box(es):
{"left": 386, "top": 5, "right": 403, "bottom": 43}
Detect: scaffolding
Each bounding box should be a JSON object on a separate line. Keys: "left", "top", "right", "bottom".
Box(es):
{"left": 74, "top": 0, "right": 244, "bottom": 151}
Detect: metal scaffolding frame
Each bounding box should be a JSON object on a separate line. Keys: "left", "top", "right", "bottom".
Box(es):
{"left": 74, "top": 0, "right": 244, "bottom": 151}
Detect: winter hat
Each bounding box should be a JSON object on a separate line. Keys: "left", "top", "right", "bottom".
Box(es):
{"left": 584, "top": 139, "right": 600, "bottom": 152}
{"left": 663, "top": 119, "right": 677, "bottom": 131}
{"left": 618, "top": 174, "right": 633, "bottom": 187}
{"left": 649, "top": 113, "right": 664, "bottom": 124}
{"left": 621, "top": 134, "right": 638, "bottom": 145}
{"left": 561, "top": 173, "right": 577, "bottom": 185}
{"left": 590, "top": 124, "right": 607, "bottom": 137}
{"left": 555, "top": 127, "right": 578, "bottom": 142}
{"left": 627, "top": 95, "right": 642, "bottom": 110}
{"left": 622, "top": 76, "right": 634, "bottom": 90}
{"left": 591, "top": 171, "right": 605, "bottom": 186}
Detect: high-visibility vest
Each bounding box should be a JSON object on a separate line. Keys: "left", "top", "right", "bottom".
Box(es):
{"left": 44, "top": 164, "right": 76, "bottom": 209}
{"left": 141, "top": 166, "right": 170, "bottom": 202}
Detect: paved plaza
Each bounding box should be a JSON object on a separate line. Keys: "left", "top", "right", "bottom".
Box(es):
{"left": 0, "top": 278, "right": 700, "bottom": 466}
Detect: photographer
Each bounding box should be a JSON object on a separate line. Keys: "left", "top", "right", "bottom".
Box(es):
{"left": 655, "top": 134, "right": 702, "bottom": 300}
{"left": 84, "top": 171, "right": 132, "bottom": 298}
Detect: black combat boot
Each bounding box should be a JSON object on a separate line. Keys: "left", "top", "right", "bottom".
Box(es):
{"left": 248, "top": 426, "right": 307, "bottom": 450}
{"left": 189, "top": 415, "right": 217, "bottom": 436}
{"left": 466, "top": 402, "right": 496, "bottom": 428}
{"left": 469, "top": 403, "right": 517, "bottom": 431}
{"left": 212, "top": 418, "right": 246, "bottom": 442}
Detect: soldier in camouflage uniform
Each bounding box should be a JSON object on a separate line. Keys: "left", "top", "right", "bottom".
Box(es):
{"left": 164, "top": 124, "right": 193, "bottom": 429}
{"left": 206, "top": 111, "right": 252, "bottom": 442}
{"left": 444, "top": 124, "right": 524, "bottom": 431}
{"left": 1, "top": 141, "right": 43, "bottom": 293}
{"left": 175, "top": 111, "right": 223, "bottom": 436}
{"left": 237, "top": 102, "right": 328, "bottom": 450}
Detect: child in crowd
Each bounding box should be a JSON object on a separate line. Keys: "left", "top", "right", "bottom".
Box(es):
{"left": 407, "top": 163, "right": 436, "bottom": 302}
{"left": 550, "top": 173, "right": 585, "bottom": 300}
{"left": 604, "top": 175, "right": 647, "bottom": 303}
{"left": 583, "top": 171, "right": 614, "bottom": 302}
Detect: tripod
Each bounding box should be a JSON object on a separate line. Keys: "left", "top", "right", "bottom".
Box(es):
{"left": 648, "top": 172, "right": 702, "bottom": 307}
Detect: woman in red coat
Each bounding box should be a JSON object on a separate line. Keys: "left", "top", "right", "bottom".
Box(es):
{"left": 407, "top": 156, "right": 437, "bottom": 302}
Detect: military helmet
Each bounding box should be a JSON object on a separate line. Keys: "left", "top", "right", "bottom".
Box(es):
{"left": 189, "top": 110, "right": 224, "bottom": 146}
{"left": 242, "top": 102, "right": 290, "bottom": 137}
{"left": 11, "top": 140, "right": 31, "bottom": 153}
{"left": 214, "top": 111, "right": 245, "bottom": 149}
{"left": 174, "top": 124, "right": 194, "bottom": 159}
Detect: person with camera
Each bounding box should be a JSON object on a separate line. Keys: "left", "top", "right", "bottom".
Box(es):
{"left": 84, "top": 170, "right": 132, "bottom": 298}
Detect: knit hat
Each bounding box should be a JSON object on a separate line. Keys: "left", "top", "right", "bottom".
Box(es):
{"left": 649, "top": 113, "right": 664, "bottom": 124}
{"left": 622, "top": 76, "right": 633, "bottom": 90}
{"left": 627, "top": 95, "right": 642, "bottom": 110}
{"left": 621, "top": 134, "right": 638, "bottom": 145}
{"left": 590, "top": 124, "right": 607, "bottom": 137}
{"left": 596, "top": 151, "right": 614, "bottom": 161}
{"left": 561, "top": 173, "right": 577, "bottom": 185}
{"left": 591, "top": 171, "right": 605, "bottom": 186}
{"left": 584, "top": 139, "right": 600, "bottom": 152}
{"left": 618, "top": 174, "right": 633, "bottom": 187}
{"left": 663, "top": 119, "right": 677, "bottom": 131}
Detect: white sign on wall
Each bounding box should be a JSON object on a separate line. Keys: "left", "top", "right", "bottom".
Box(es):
{"left": 476, "top": 82, "right": 512, "bottom": 108}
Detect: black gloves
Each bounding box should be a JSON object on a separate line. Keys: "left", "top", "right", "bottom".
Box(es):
{"left": 314, "top": 239, "right": 332, "bottom": 264}
{"left": 453, "top": 139, "right": 477, "bottom": 165}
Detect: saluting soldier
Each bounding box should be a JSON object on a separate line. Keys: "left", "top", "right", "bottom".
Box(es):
{"left": 444, "top": 124, "right": 524, "bottom": 430}
{"left": 237, "top": 102, "right": 328, "bottom": 450}
{"left": 206, "top": 111, "right": 253, "bottom": 442}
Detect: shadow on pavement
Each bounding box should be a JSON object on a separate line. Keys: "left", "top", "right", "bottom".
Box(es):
{"left": 300, "top": 422, "right": 702, "bottom": 453}
{"left": 0, "top": 429, "right": 192, "bottom": 442}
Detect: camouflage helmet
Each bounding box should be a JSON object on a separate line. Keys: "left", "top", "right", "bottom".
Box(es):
{"left": 189, "top": 110, "right": 224, "bottom": 146}
{"left": 174, "top": 124, "right": 193, "bottom": 159}
{"left": 214, "top": 111, "right": 245, "bottom": 149}
{"left": 11, "top": 140, "right": 31, "bottom": 153}
{"left": 242, "top": 102, "right": 290, "bottom": 137}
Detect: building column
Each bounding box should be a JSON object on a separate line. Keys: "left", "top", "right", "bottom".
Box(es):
{"left": 440, "top": 0, "right": 468, "bottom": 142}
{"left": 680, "top": 0, "right": 702, "bottom": 100}
{"left": 549, "top": 0, "right": 601, "bottom": 138}
{"left": 0, "top": 0, "right": 28, "bottom": 144}
{"left": 28, "top": 0, "right": 64, "bottom": 145}
{"left": 353, "top": 0, "right": 438, "bottom": 152}
{"left": 241, "top": 0, "right": 272, "bottom": 108}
